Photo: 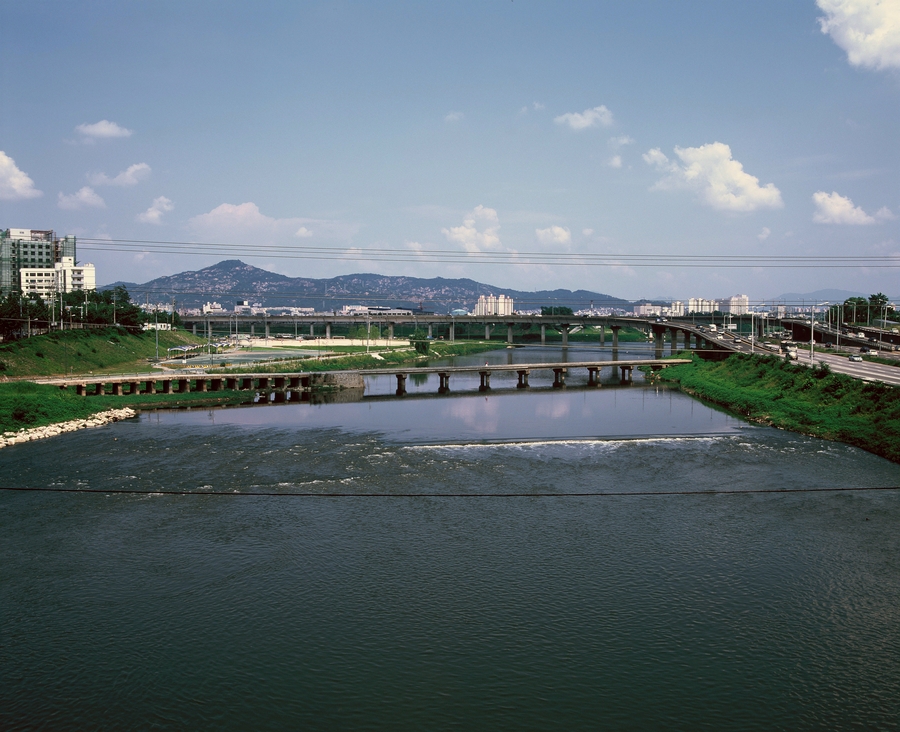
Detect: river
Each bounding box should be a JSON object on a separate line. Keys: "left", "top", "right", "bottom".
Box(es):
{"left": 2, "top": 345, "right": 899, "bottom": 730}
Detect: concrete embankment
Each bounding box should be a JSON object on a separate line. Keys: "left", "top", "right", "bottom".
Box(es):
{"left": 0, "top": 408, "right": 136, "bottom": 450}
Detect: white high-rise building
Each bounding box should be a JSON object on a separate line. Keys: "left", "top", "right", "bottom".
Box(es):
{"left": 474, "top": 294, "right": 513, "bottom": 316}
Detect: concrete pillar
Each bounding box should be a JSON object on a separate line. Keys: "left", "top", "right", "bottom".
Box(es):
{"left": 611, "top": 326, "right": 620, "bottom": 349}
{"left": 210, "top": 379, "right": 222, "bottom": 392}
{"left": 485, "top": 324, "right": 491, "bottom": 340}
{"left": 599, "top": 324, "right": 605, "bottom": 346}
{"left": 427, "top": 324, "right": 433, "bottom": 338}
{"left": 552, "top": 368, "right": 567, "bottom": 388}
{"left": 561, "top": 326, "right": 569, "bottom": 348}
{"left": 194, "top": 379, "right": 207, "bottom": 393}
{"left": 112, "top": 382, "right": 122, "bottom": 396}
{"left": 265, "top": 323, "right": 270, "bottom": 340}
{"left": 541, "top": 324, "right": 546, "bottom": 345}
{"left": 670, "top": 328, "right": 679, "bottom": 353}
{"left": 310, "top": 324, "right": 315, "bottom": 337}
{"left": 76, "top": 384, "right": 86, "bottom": 396}
{"left": 438, "top": 373, "right": 450, "bottom": 394}
{"left": 128, "top": 381, "right": 139, "bottom": 395}
{"left": 326, "top": 323, "right": 332, "bottom": 339}
{"left": 258, "top": 377, "right": 269, "bottom": 389}
{"left": 395, "top": 373, "right": 407, "bottom": 396}
{"left": 516, "top": 370, "right": 530, "bottom": 389}
{"left": 94, "top": 383, "right": 104, "bottom": 396}
{"left": 251, "top": 324, "right": 255, "bottom": 338}
{"left": 143, "top": 380, "right": 156, "bottom": 395}
{"left": 507, "top": 324, "right": 514, "bottom": 344}
{"left": 388, "top": 323, "right": 394, "bottom": 340}
{"left": 208, "top": 321, "right": 213, "bottom": 340}
{"left": 587, "top": 367, "right": 601, "bottom": 387}
{"left": 479, "top": 371, "right": 491, "bottom": 391}
{"left": 226, "top": 377, "right": 237, "bottom": 390}
{"left": 162, "top": 380, "right": 172, "bottom": 394}
{"left": 192, "top": 323, "right": 197, "bottom": 336}
{"left": 449, "top": 323, "right": 455, "bottom": 341}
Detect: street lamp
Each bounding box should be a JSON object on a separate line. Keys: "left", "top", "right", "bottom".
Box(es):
{"left": 809, "top": 301, "right": 828, "bottom": 364}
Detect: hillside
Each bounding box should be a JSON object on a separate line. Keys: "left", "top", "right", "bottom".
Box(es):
{"left": 105, "top": 260, "right": 631, "bottom": 313}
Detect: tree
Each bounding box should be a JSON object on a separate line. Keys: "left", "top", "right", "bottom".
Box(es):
{"left": 541, "top": 306, "right": 574, "bottom": 316}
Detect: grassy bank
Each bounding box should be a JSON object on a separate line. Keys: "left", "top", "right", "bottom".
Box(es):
{"left": 214, "top": 340, "right": 498, "bottom": 374}
{"left": 0, "top": 328, "right": 206, "bottom": 377}
{"left": 655, "top": 353, "right": 900, "bottom": 463}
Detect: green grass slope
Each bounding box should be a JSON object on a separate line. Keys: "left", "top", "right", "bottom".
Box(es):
{"left": 658, "top": 354, "right": 900, "bottom": 463}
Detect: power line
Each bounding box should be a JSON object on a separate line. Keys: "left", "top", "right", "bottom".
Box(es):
{"left": 2, "top": 485, "right": 898, "bottom": 497}
{"left": 75, "top": 237, "right": 900, "bottom": 269}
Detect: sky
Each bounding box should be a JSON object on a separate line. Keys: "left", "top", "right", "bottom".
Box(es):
{"left": 1, "top": 0, "right": 899, "bottom": 302}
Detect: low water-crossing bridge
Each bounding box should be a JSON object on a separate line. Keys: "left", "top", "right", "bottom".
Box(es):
{"left": 48, "top": 358, "right": 690, "bottom": 400}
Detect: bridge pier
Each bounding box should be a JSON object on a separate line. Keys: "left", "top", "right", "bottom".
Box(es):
{"left": 192, "top": 323, "right": 198, "bottom": 336}
{"left": 193, "top": 378, "right": 207, "bottom": 393}
{"left": 611, "top": 325, "right": 620, "bottom": 349}
{"left": 620, "top": 365, "right": 633, "bottom": 383}
{"left": 449, "top": 323, "right": 455, "bottom": 341}
{"left": 388, "top": 323, "right": 394, "bottom": 340}
{"left": 485, "top": 324, "right": 491, "bottom": 340}
{"left": 669, "top": 328, "right": 680, "bottom": 353}
{"left": 516, "top": 369, "right": 530, "bottom": 388}
{"left": 142, "top": 379, "right": 156, "bottom": 395}
{"left": 128, "top": 381, "right": 139, "bottom": 395}
{"left": 251, "top": 324, "right": 255, "bottom": 338}
{"left": 395, "top": 373, "right": 407, "bottom": 395}
{"left": 478, "top": 371, "right": 491, "bottom": 391}
{"left": 438, "top": 373, "right": 450, "bottom": 393}
{"left": 599, "top": 325, "right": 605, "bottom": 346}
{"left": 552, "top": 368, "right": 567, "bottom": 388}
{"left": 427, "top": 324, "right": 433, "bottom": 339}
{"left": 326, "top": 323, "right": 332, "bottom": 339}
{"left": 541, "top": 324, "right": 546, "bottom": 345}
{"left": 265, "top": 323, "right": 270, "bottom": 340}
{"left": 587, "top": 367, "right": 602, "bottom": 386}
{"left": 561, "top": 325, "right": 569, "bottom": 348}
{"left": 507, "top": 323, "right": 514, "bottom": 344}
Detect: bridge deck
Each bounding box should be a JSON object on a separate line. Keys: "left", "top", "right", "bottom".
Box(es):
{"left": 357, "top": 359, "right": 690, "bottom": 375}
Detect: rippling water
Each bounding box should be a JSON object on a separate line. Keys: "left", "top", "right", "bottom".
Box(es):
{"left": 2, "top": 349, "right": 900, "bottom": 730}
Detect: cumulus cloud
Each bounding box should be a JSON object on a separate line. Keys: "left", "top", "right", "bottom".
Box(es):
{"left": 136, "top": 196, "right": 174, "bottom": 224}
{"left": 295, "top": 226, "right": 313, "bottom": 238}
{"left": 817, "top": 0, "right": 900, "bottom": 70}
{"left": 535, "top": 225, "right": 572, "bottom": 246}
{"left": 189, "top": 202, "right": 355, "bottom": 243}
{"left": 758, "top": 226, "right": 771, "bottom": 240}
{"left": 0, "top": 151, "right": 42, "bottom": 200}
{"left": 58, "top": 186, "right": 105, "bottom": 210}
{"left": 554, "top": 105, "right": 614, "bottom": 130}
{"left": 608, "top": 155, "right": 623, "bottom": 168}
{"left": 445, "top": 111, "right": 464, "bottom": 123}
{"left": 582, "top": 228, "right": 594, "bottom": 236}
{"left": 441, "top": 205, "right": 503, "bottom": 253}
{"left": 812, "top": 190, "right": 894, "bottom": 224}
{"left": 643, "top": 142, "right": 783, "bottom": 212}
{"left": 608, "top": 135, "right": 634, "bottom": 148}
{"left": 89, "top": 163, "right": 151, "bottom": 187}
{"left": 75, "top": 120, "right": 133, "bottom": 140}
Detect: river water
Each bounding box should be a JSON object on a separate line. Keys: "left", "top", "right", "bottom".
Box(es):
{"left": 2, "top": 346, "right": 900, "bottom": 730}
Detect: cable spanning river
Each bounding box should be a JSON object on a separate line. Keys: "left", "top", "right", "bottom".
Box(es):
{"left": 2, "top": 346, "right": 899, "bottom": 730}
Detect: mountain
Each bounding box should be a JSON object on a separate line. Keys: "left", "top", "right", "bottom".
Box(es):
{"left": 104, "top": 260, "right": 631, "bottom": 312}
{"left": 770, "top": 288, "right": 869, "bottom": 303}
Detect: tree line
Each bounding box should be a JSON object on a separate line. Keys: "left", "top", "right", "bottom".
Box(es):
{"left": 0, "top": 286, "right": 180, "bottom": 340}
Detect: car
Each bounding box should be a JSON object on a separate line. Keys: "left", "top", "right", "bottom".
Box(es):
{"left": 860, "top": 346, "right": 870, "bottom": 353}
{"left": 849, "top": 354, "right": 863, "bottom": 362}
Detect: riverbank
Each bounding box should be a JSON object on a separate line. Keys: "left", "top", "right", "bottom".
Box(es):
{"left": 654, "top": 353, "right": 900, "bottom": 463}
{"left": 0, "top": 407, "right": 136, "bottom": 450}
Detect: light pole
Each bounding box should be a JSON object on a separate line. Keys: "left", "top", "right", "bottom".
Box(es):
{"left": 809, "top": 301, "right": 828, "bottom": 364}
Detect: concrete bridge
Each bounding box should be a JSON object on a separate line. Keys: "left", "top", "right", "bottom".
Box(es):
{"left": 180, "top": 312, "right": 744, "bottom": 353}
{"left": 50, "top": 358, "right": 690, "bottom": 400}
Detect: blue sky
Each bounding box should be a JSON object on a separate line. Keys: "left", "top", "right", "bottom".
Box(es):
{"left": 1, "top": 0, "right": 898, "bottom": 301}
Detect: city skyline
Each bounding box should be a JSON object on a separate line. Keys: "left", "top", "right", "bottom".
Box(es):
{"left": 1, "top": 0, "right": 898, "bottom": 299}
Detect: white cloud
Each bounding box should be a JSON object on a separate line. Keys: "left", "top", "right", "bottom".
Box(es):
{"left": 89, "top": 163, "right": 151, "bottom": 187}
{"left": 608, "top": 135, "right": 634, "bottom": 148}
{"left": 445, "top": 111, "right": 464, "bottom": 123}
{"left": 644, "top": 142, "right": 783, "bottom": 212}
{"left": 0, "top": 151, "right": 42, "bottom": 200}
{"left": 75, "top": 120, "right": 133, "bottom": 139}
{"left": 188, "top": 202, "right": 355, "bottom": 243}
{"left": 758, "top": 226, "right": 771, "bottom": 240}
{"left": 532, "top": 101, "right": 545, "bottom": 111}
{"left": 811, "top": 190, "right": 890, "bottom": 224}
{"left": 295, "top": 226, "right": 313, "bottom": 238}
{"left": 554, "top": 105, "right": 614, "bottom": 130}
{"left": 441, "top": 205, "right": 504, "bottom": 253}
{"left": 136, "top": 196, "right": 174, "bottom": 224}
{"left": 817, "top": 0, "right": 900, "bottom": 71}
{"left": 582, "top": 228, "right": 594, "bottom": 236}
{"left": 535, "top": 225, "right": 572, "bottom": 246}
{"left": 58, "top": 186, "right": 105, "bottom": 210}
{"left": 608, "top": 155, "right": 623, "bottom": 168}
